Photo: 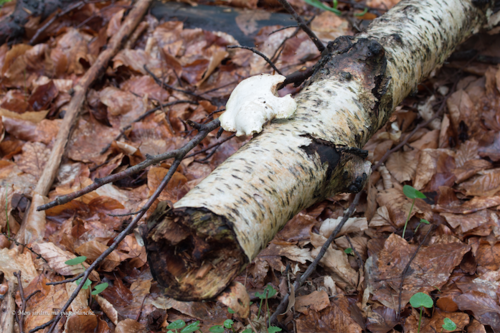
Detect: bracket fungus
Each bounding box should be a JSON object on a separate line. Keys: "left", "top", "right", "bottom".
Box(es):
{"left": 219, "top": 74, "right": 297, "bottom": 136}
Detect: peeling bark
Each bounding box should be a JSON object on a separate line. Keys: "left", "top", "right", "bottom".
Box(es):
{"left": 146, "top": 0, "right": 498, "bottom": 300}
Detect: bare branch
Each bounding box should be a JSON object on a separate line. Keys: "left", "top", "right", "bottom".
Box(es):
{"left": 276, "top": 0, "right": 325, "bottom": 52}
{"left": 227, "top": 45, "right": 283, "bottom": 75}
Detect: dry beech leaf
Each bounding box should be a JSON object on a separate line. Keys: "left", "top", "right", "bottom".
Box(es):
{"left": 115, "top": 319, "right": 148, "bottom": 333}
{"left": 310, "top": 233, "right": 358, "bottom": 290}
{"left": 319, "top": 217, "right": 367, "bottom": 238}
{"left": 96, "top": 295, "right": 119, "bottom": 325}
{"left": 14, "top": 142, "right": 50, "bottom": 178}
{"left": 376, "top": 188, "right": 418, "bottom": 228}
{"left": 435, "top": 195, "right": 500, "bottom": 214}
{"left": 0, "top": 247, "right": 37, "bottom": 287}
{"left": 33, "top": 242, "right": 99, "bottom": 280}
{"left": 369, "top": 206, "right": 394, "bottom": 228}
{"left": 457, "top": 168, "right": 500, "bottom": 197}
{"left": 441, "top": 210, "right": 496, "bottom": 233}
{"left": 413, "top": 149, "right": 455, "bottom": 190}
{"left": 217, "top": 281, "right": 250, "bottom": 318}
{"left": 366, "top": 234, "right": 469, "bottom": 310}
{"left": 454, "top": 292, "right": 500, "bottom": 332}
{"left": 453, "top": 159, "right": 492, "bottom": 184}
{"left": 261, "top": 243, "right": 312, "bottom": 264}
{"left": 385, "top": 150, "right": 418, "bottom": 183}
{"left": 75, "top": 240, "right": 121, "bottom": 272}
{"left": 296, "top": 295, "right": 363, "bottom": 333}
{"left": 295, "top": 290, "right": 330, "bottom": 314}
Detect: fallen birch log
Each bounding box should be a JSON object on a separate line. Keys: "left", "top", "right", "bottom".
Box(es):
{"left": 145, "top": 0, "right": 499, "bottom": 300}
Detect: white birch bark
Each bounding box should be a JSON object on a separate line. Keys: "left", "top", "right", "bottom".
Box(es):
{"left": 146, "top": 0, "right": 499, "bottom": 300}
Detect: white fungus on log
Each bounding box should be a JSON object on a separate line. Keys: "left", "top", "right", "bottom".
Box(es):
{"left": 218, "top": 74, "right": 297, "bottom": 136}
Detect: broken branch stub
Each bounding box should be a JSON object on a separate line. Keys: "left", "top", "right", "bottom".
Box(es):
{"left": 145, "top": 0, "right": 498, "bottom": 301}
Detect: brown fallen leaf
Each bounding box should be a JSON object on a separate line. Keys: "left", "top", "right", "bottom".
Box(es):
{"left": 75, "top": 240, "right": 121, "bottom": 272}
{"left": 96, "top": 295, "right": 119, "bottom": 325}
{"left": 457, "top": 168, "right": 500, "bottom": 197}
{"left": 295, "top": 290, "right": 330, "bottom": 314}
{"left": 454, "top": 291, "right": 500, "bottom": 332}
{"left": 14, "top": 142, "right": 50, "bottom": 178}
{"left": 386, "top": 150, "right": 418, "bottom": 183}
{"left": 216, "top": 281, "right": 250, "bottom": 318}
{"left": 366, "top": 234, "right": 469, "bottom": 310}
{"left": 404, "top": 307, "right": 469, "bottom": 332}
{"left": 33, "top": 242, "right": 99, "bottom": 279}
{"left": 115, "top": 319, "right": 148, "bottom": 333}
{"left": 0, "top": 247, "right": 37, "bottom": 287}
{"left": 453, "top": 159, "right": 492, "bottom": 184}
{"left": 296, "top": 295, "right": 363, "bottom": 333}
{"left": 441, "top": 210, "right": 497, "bottom": 233}
{"left": 319, "top": 216, "right": 367, "bottom": 238}
{"left": 435, "top": 195, "right": 500, "bottom": 214}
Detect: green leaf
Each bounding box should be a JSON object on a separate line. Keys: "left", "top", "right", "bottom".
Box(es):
{"left": 442, "top": 317, "right": 457, "bottom": 330}
{"left": 228, "top": 307, "right": 235, "bottom": 314}
{"left": 91, "top": 282, "right": 109, "bottom": 295}
{"left": 304, "top": 0, "right": 341, "bottom": 15}
{"left": 167, "top": 320, "right": 186, "bottom": 330}
{"left": 420, "top": 219, "right": 430, "bottom": 224}
{"left": 242, "top": 329, "right": 253, "bottom": 333}
{"left": 76, "top": 278, "right": 92, "bottom": 290}
{"left": 65, "top": 256, "right": 87, "bottom": 266}
{"left": 209, "top": 325, "right": 224, "bottom": 333}
{"left": 403, "top": 185, "right": 426, "bottom": 199}
{"left": 268, "top": 326, "right": 282, "bottom": 333}
{"left": 223, "top": 319, "right": 234, "bottom": 328}
{"left": 409, "top": 292, "right": 433, "bottom": 308}
{"left": 353, "top": 8, "right": 369, "bottom": 16}
{"left": 344, "top": 248, "right": 353, "bottom": 255}
{"left": 181, "top": 321, "right": 200, "bottom": 333}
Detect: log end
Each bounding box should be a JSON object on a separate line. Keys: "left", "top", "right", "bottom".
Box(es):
{"left": 145, "top": 206, "right": 247, "bottom": 301}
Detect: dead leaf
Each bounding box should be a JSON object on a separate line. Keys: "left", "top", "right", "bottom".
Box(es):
{"left": 457, "top": 168, "right": 500, "bottom": 196}
{"left": 295, "top": 290, "right": 330, "bottom": 314}
{"left": 0, "top": 247, "right": 37, "bottom": 287}
{"left": 14, "top": 142, "right": 50, "bottom": 178}
{"left": 75, "top": 240, "right": 121, "bottom": 272}
{"left": 319, "top": 217, "right": 367, "bottom": 238}
{"left": 386, "top": 150, "right": 418, "bottom": 183}
{"left": 115, "top": 319, "right": 148, "bottom": 333}
{"left": 217, "top": 281, "right": 250, "bottom": 318}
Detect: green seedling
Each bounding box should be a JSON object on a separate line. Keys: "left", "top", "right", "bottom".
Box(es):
{"left": 242, "top": 330, "right": 252, "bottom": 333}
{"left": 344, "top": 248, "right": 353, "bottom": 255}
{"left": 415, "top": 219, "right": 430, "bottom": 233}
{"left": 167, "top": 319, "right": 201, "bottom": 333}
{"left": 256, "top": 285, "right": 277, "bottom": 320}
{"left": 304, "top": 0, "right": 341, "bottom": 15}
{"left": 442, "top": 317, "right": 456, "bottom": 332}
{"left": 402, "top": 185, "right": 426, "bottom": 238}
{"left": 208, "top": 325, "right": 224, "bottom": 333}
{"left": 410, "top": 292, "right": 433, "bottom": 333}
{"left": 91, "top": 282, "right": 108, "bottom": 296}
{"left": 354, "top": 8, "right": 369, "bottom": 16}
{"left": 268, "top": 327, "right": 282, "bottom": 333}
{"left": 65, "top": 256, "right": 92, "bottom": 290}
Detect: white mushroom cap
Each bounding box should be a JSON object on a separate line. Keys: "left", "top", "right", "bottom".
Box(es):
{"left": 219, "top": 74, "right": 297, "bottom": 136}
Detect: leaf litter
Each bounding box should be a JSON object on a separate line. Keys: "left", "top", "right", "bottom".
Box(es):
{"left": 0, "top": 0, "right": 499, "bottom": 332}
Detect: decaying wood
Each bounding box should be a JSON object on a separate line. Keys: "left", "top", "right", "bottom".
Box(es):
{"left": 145, "top": 0, "right": 500, "bottom": 300}
{"left": 0, "top": 279, "right": 15, "bottom": 333}
{"left": 17, "top": 0, "right": 153, "bottom": 245}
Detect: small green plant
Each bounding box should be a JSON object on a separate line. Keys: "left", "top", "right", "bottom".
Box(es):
{"left": 415, "top": 218, "right": 430, "bottom": 233}
{"left": 304, "top": 0, "right": 341, "bottom": 15}
{"left": 208, "top": 325, "right": 224, "bottom": 333}
{"left": 167, "top": 319, "right": 201, "bottom": 333}
{"left": 344, "top": 247, "right": 353, "bottom": 255}
{"left": 442, "top": 317, "right": 456, "bottom": 332}
{"left": 256, "top": 284, "right": 277, "bottom": 320}
{"left": 65, "top": 256, "right": 108, "bottom": 295}
{"left": 65, "top": 256, "right": 92, "bottom": 289}
{"left": 409, "top": 292, "right": 433, "bottom": 333}
{"left": 354, "top": 8, "right": 369, "bottom": 16}
{"left": 402, "top": 185, "right": 426, "bottom": 238}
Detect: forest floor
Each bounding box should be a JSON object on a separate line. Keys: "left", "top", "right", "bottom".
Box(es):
{"left": 0, "top": 0, "right": 500, "bottom": 332}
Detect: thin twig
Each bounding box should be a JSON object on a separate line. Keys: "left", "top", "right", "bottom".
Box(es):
{"left": 396, "top": 225, "right": 436, "bottom": 318}
{"left": 30, "top": 1, "right": 86, "bottom": 45}
{"left": 1, "top": 233, "right": 48, "bottom": 263}
{"left": 270, "top": 192, "right": 361, "bottom": 324}
{"left": 276, "top": 0, "right": 325, "bottom": 52}
{"left": 269, "top": 25, "right": 299, "bottom": 35}
{"left": 38, "top": 119, "right": 220, "bottom": 211}
{"left": 13, "top": 271, "right": 41, "bottom": 333}
{"left": 100, "top": 99, "right": 197, "bottom": 154}
{"left": 185, "top": 134, "right": 236, "bottom": 159}
{"left": 271, "top": 16, "right": 315, "bottom": 64}
{"left": 144, "top": 65, "right": 210, "bottom": 101}
{"left": 46, "top": 274, "right": 83, "bottom": 286}
{"left": 227, "top": 45, "right": 282, "bottom": 75}
{"left": 45, "top": 155, "right": 185, "bottom": 333}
